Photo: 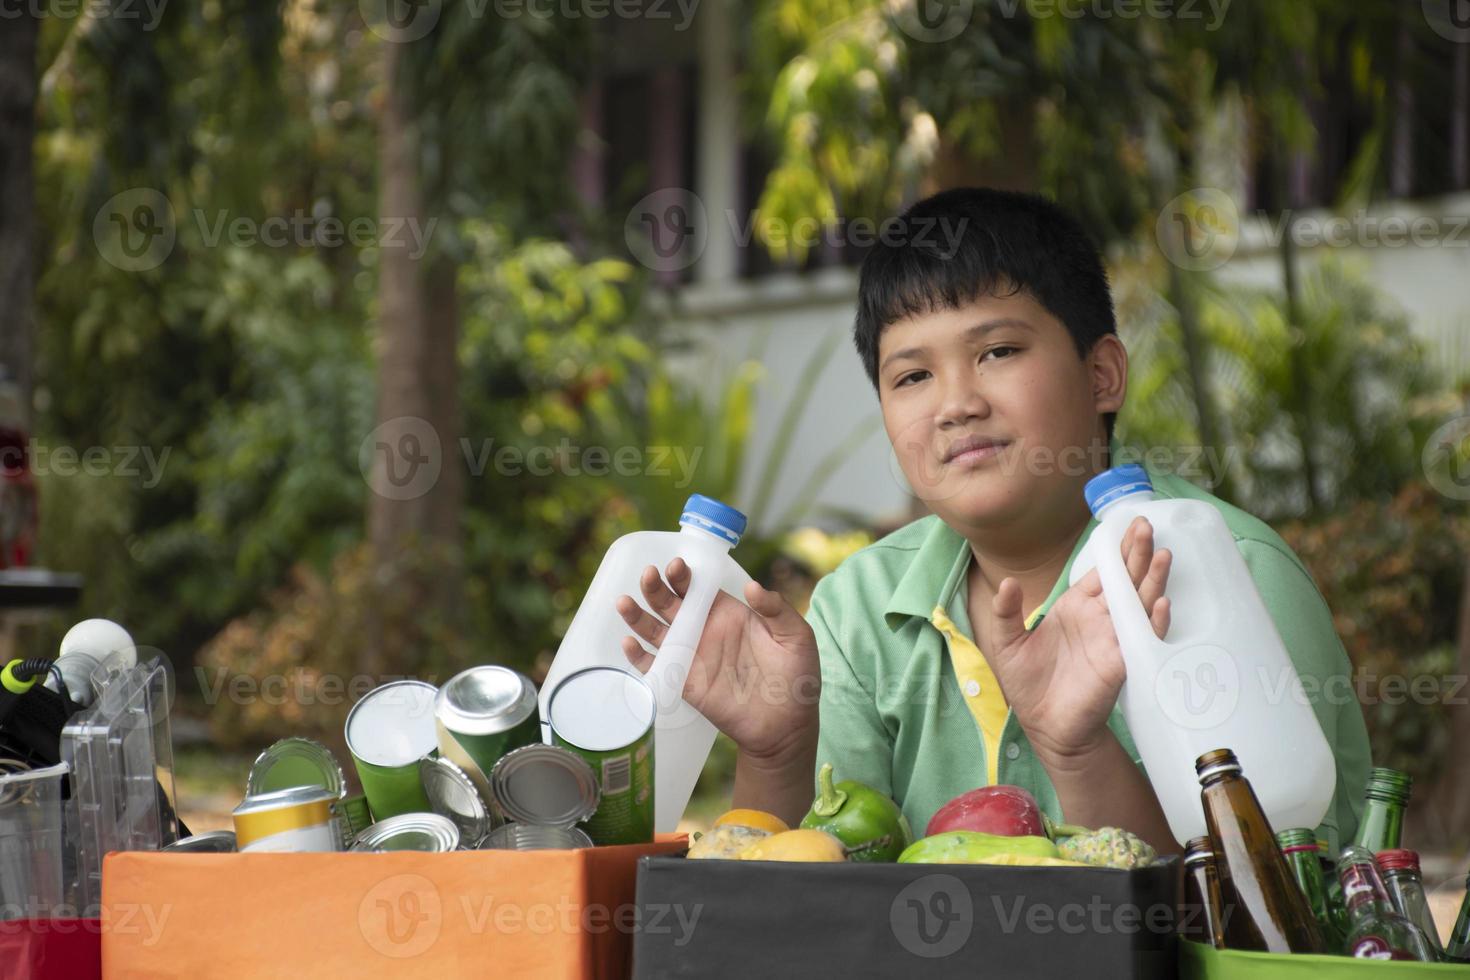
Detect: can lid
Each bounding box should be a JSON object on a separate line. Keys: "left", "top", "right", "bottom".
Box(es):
{"left": 233, "top": 784, "right": 335, "bottom": 817}
{"left": 478, "top": 823, "right": 593, "bottom": 851}
{"left": 351, "top": 812, "right": 461, "bottom": 852}
{"left": 489, "top": 744, "right": 599, "bottom": 829}
{"left": 163, "top": 830, "right": 238, "bottom": 853}
{"left": 344, "top": 680, "right": 440, "bottom": 767}
{"left": 420, "top": 756, "right": 494, "bottom": 843}
{"left": 247, "top": 737, "right": 347, "bottom": 800}
{"left": 435, "top": 666, "right": 537, "bottom": 736}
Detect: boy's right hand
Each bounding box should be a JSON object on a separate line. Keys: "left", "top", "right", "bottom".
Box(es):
{"left": 616, "top": 558, "right": 820, "bottom": 766}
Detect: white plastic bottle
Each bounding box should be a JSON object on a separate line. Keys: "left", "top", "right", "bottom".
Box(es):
{"left": 540, "top": 494, "right": 751, "bottom": 833}
{"left": 1069, "top": 465, "right": 1335, "bottom": 845}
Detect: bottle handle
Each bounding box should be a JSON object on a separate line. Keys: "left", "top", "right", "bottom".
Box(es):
{"left": 1093, "top": 519, "right": 1168, "bottom": 653}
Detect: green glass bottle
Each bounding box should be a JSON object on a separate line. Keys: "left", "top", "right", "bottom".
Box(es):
{"left": 1352, "top": 768, "right": 1411, "bottom": 854}
{"left": 1446, "top": 872, "right": 1470, "bottom": 963}
{"left": 1318, "top": 840, "right": 1351, "bottom": 938}
{"left": 1277, "top": 828, "right": 1347, "bottom": 954}
{"left": 1376, "top": 849, "right": 1444, "bottom": 961}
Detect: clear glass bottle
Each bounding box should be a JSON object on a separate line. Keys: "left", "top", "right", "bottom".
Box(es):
{"left": 1196, "top": 748, "right": 1325, "bottom": 953}
{"left": 1337, "top": 845, "right": 1436, "bottom": 961}
{"left": 1376, "top": 849, "right": 1444, "bottom": 960}
{"left": 1447, "top": 872, "right": 1470, "bottom": 963}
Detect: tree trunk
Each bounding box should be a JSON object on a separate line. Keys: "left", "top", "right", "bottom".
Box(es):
{"left": 0, "top": 13, "right": 38, "bottom": 424}
{"left": 364, "top": 38, "right": 463, "bottom": 670}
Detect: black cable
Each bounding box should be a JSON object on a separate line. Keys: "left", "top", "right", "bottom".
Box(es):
{"left": 11, "top": 659, "right": 53, "bottom": 683}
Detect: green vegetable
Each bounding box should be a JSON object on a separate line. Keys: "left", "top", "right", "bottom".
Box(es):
{"left": 898, "top": 831, "right": 1062, "bottom": 864}
{"left": 799, "top": 762, "right": 913, "bottom": 862}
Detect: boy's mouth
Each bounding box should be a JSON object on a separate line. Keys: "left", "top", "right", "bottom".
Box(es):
{"left": 942, "top": 435, "right": 1011, "bottom": 466}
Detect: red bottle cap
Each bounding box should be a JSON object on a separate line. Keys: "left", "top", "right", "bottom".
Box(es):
{"left": 1375, "top": 848, "right": 1420, "bottom": 874}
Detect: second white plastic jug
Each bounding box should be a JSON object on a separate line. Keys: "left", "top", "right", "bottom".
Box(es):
{"left": 1069, "top": 465, "right": 1335, "bottom": 845}
{"left": 540, "top": 495, "right": 751, "bottom": 833}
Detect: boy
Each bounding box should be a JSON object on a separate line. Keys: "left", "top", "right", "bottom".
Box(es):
{"left": 617, "top": 187, "right": 1371, "bottom": 854}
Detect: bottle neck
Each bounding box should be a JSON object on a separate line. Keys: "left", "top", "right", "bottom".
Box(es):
{"left": 1093, "top": 489, "right": 1156, "bottom": 521}
{"left": 1354, "top": 798, "right": 1406, "bottom": 852}
{"left": 1340, "top": 861, "right": 1397, "bottom": 923}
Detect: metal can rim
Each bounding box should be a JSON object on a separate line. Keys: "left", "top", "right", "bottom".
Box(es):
{"left": 489, "top": 743, "right": 599, "bottom": 829}
{"left": 247, "top": 736, "right": 347, "bottom": 800}
{"left": 351, "top": 812, "right": 461, "bottom": 852}
{"left": 232, "top": 784, "right": 336, "bottom": 816}
{"left": 545, "top": 665, "right": 656, "bottom": 753}
{"left": 344, "top": 679, "right": 440, "bottom": 767}
{"left": 435, "top": 666, "right": 537, "bottom": 737}
{"left": 419, "top": 756, "right": 493, "bottom": 841}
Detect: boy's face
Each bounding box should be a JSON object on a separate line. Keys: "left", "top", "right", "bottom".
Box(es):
{"left": 876, "top": 288, "right": 1126, "bottom": 537}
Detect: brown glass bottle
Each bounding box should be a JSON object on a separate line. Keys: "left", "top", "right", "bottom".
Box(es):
{"left": 1197, "top": 748, "right": 1326, "bottom": 953}
{"left": 1181, "top": 835, "right": 1227, "bottom": 948}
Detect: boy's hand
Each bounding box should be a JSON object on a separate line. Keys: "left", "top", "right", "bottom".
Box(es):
{"left": 988, "top": 517, "right": 1172, "bottom": 764}
{"left": 616, "top": 558, "right": 820, "bottom": 767}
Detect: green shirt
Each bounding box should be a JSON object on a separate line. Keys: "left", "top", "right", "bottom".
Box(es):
{"left": 807, "top": 465, "right": 1372, "bottom": 852}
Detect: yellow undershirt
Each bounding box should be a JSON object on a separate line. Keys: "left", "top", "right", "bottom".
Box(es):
{"left": 930, "top": 603, "right": 1045, "bottom": 786}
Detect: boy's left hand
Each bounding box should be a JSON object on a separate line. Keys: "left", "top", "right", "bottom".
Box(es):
{"left": 987, "top": 516, "right": 1171, "bottom": 765}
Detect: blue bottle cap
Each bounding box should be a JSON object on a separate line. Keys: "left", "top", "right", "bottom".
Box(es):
{"left": 1083, "top": 465, "right": 1155, "bottom": 516}
{"left": 679, "top": 494, "right": 747, "bottom": 547}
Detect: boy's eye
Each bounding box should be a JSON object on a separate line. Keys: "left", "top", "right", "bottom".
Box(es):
{"left": 981, "top": 345, "right": 1019, "bottom": 362}
{"left": 895, "top": 370, "right": 930, "bottom": 388}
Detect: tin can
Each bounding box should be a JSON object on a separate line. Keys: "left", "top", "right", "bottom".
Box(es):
{"left": 420, "top": 756, "right": 497, "bottom": 844}
{"left": 434, "top": 666, "right": 540, "bottom": 801}
{"left": 488, "top": 743, "right": 600, "bottom": 830}
{"left": 546, "top": 666, "right": 656, "bottom": 846}
{"left": 246, "top": 737, "right": 346, "bottom": 799}
{"left": 478, "top": 824, "right": 593, "bottom": 851}
{"left": 350, "top": 812, "right": 460, "bottom": 853}
{"left": 336, "top": 794, "right": 374, "bottom": 848}
{"left": 344, "top": 680, "right": 439, "bottom": 820}
{"left": 233, "top": 786, "right": 341, "bottom": 853}
{"left": 163, "top": 830, "right": 238, "bottom": 853}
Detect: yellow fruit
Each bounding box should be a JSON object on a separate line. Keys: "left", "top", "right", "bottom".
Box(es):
{"left": 970, "top": 854, "right": 1093, "bottom": 868}
{"left": 687, "top": 824, "right": 771, "bottom": 859}
{"left": 737, "top": 828, "right": 846, "bottom": 863}
{"left": 712, "top": 808, "right": 790, "bottom": 835}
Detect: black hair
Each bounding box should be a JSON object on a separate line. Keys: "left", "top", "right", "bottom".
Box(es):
{"left": 854, "top": 187, "right": 1118, "bottom": 440}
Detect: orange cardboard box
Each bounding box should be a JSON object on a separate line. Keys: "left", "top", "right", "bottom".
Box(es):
{"left": 101, "top": 837, "right": 686, "bottom": 979}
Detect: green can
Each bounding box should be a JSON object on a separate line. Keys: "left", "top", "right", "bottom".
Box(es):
{"left": 547, "top": 666, "right": 656, "bottom": 846}
{"left": 344, "top": 679, "right": 439, "bottom": 820}
{"left": 434, "top": 666, "right": 541, "bottom": 803}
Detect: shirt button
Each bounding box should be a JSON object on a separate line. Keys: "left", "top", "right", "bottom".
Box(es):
{"left": 1005, "top": 743, "right": 1021, "bottom": 761}
{"left": 963, "top": 679, "right": 981, "bottom": 698}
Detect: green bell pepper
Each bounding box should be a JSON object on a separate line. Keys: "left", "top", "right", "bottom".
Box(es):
{"left": 799, "top": 762, "right": 913, "bottom": 862}
{"left": 898, "top": 830, "right": 1062, "bottom": 864}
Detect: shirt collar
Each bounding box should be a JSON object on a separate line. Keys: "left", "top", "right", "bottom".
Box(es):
{"left": 882, "top": 435, "right": 1121, "bottom": 631}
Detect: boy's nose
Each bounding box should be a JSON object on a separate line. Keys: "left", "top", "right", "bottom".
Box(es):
{"left": 935, "top": 381, "right": 991, "bottom": 431}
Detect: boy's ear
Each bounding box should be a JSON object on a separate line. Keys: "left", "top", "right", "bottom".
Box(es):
{"left": 1088, "top": 334, "right": 1127, "bottom": 414}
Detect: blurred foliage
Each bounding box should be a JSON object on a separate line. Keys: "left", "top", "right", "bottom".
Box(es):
{"left": 1279, "top": 484, "right": 1470, "bottom": 783}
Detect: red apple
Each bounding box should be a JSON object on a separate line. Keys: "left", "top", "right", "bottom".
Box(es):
{"left": 925, "top": 785, "right": 1047, "bottom": 838}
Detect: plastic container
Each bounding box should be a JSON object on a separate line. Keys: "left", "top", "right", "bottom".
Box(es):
{"left": 0, "top": 762, "right": 70, "bottom": 920}
{"left": 60, "top": 656, "right": 180, "bottom": 916}
{"left": 1069, "top": 465, "right": 1335, "bottom": 845}
{"left": 540, "top": 494, "right": 750, "bottom": 833}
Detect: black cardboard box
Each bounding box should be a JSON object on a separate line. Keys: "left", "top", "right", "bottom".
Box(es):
{"left": 633, "top": 854, "right": 1179, "bottom": 980}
